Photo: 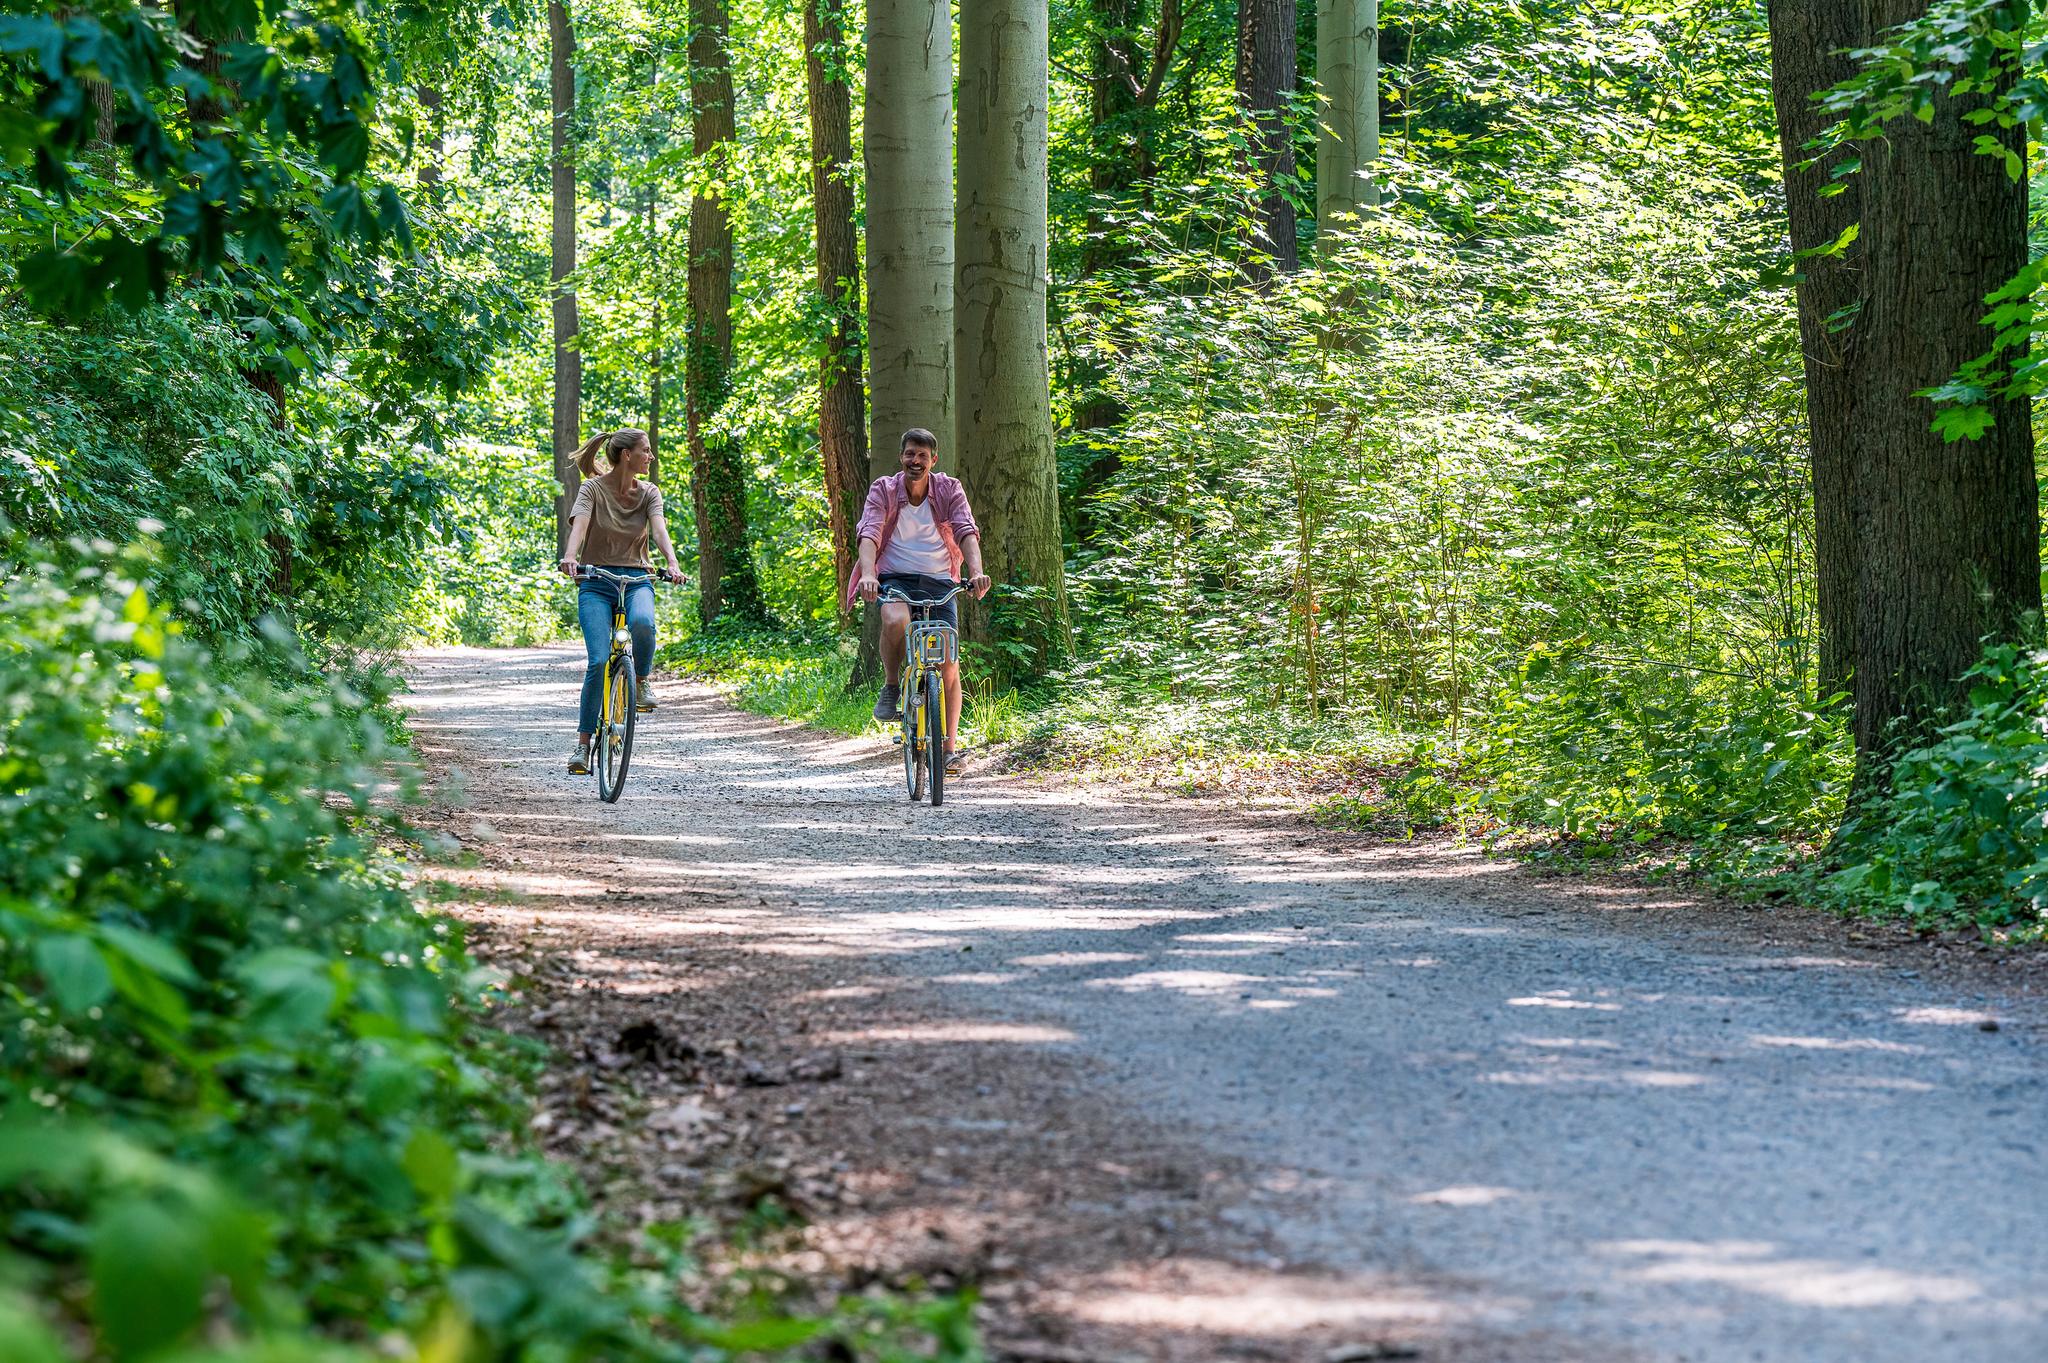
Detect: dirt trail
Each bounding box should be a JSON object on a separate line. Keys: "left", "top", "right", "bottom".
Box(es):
{"left": 404, "top": 645, "right": 2048, "bottom": 1363}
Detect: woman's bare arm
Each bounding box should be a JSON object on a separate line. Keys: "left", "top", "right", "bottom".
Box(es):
{"left": 559, "top": 512, "right": 592, "bottom": 574}
{"left": 649, "top": 510, "right": 685, "bottom": 582}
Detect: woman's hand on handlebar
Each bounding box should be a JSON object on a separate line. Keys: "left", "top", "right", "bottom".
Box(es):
{"left": 661, "top": 565, "right": 686, "bottom": 585}
{"left": 559, "top": 556, "right": 579, "bottom": 578}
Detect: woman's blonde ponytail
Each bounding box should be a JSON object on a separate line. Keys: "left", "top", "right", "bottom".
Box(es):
{"left": 575, "top": 431, "right": 613, "bottom": 479}
{"left": 574, "top": 428, "right": 650, "bottom": 479}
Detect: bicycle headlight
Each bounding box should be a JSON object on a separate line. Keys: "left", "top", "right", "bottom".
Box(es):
{"left": 613, "top": 627, "right": 632, "bottom": 645}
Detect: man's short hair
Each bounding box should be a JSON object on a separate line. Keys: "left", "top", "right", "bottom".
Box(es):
{"left": 900, "top": 427, "right": 939, "bottom": 452}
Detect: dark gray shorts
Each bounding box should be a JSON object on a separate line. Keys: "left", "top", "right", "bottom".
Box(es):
{"left": 879, "top": 572, "right": 958, "bottom": 628}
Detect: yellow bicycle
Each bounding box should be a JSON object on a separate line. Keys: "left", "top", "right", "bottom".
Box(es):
{"left": 879, "top": 581, "right": 969, "bottom": 807}
{"left": 577, "top": 566, "right": 668, "bottom": 802}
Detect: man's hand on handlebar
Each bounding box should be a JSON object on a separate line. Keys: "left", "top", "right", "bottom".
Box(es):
{"left": 968, "top": 573, "right": 991, "bottom": 600}
{"left": 857, "top": 571, "right": 880, "bottom": 603}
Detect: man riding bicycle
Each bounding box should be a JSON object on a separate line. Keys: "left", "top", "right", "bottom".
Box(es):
{"left": 849, "top": 428, "right": 992, "bottom": 771}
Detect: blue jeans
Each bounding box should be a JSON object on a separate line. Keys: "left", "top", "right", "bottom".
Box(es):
{"left": 578, "top": 568, "right": 656, "bottom": 734}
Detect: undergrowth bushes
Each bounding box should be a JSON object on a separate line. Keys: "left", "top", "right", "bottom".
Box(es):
{"left": 1814, "top": 643, "right": 2048, "bottom": 938}
{"left": 0, "top": 543, "right": 972, "bottom": 1360}
{"left": 1464, "top": 648, "right": 1851, "bottom": 846}
{"left": 0, "top": 301, "right": 307, "bottom": 639}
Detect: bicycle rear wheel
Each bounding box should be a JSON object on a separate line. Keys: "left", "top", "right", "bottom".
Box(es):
{"left": 596, "top": 658, "right": 637, "bottom": 803}
{"left": 925, "top": 672, "right": 945, "bottom": 807}
{"left": 904, "top": 669, "right": 925, "bottom": 803}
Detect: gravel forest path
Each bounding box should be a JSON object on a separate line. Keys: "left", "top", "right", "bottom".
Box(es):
{"left": 404, "top": 646, "right": 2048, "bottom": 1363}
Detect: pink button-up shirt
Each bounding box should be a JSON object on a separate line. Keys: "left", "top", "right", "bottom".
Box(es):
{"left": 847, "top": 471, "right": 980, "bottom": 610}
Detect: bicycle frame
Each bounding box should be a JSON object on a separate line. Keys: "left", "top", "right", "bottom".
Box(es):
{"left": 878, "top": 583, "right": 968, "bottom": 805}
{"left": 578, "top": 567, "right": 662, "bottom": 802}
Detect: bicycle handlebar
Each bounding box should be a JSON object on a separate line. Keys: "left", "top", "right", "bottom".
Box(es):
{"left": 574, "top": 566, "right": 682, "bottom": 585}
{"left": 876, "top": 581, "right": 972, "bottom": 608}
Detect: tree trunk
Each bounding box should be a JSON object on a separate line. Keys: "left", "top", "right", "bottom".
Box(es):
{"left": 806, "top": 0, "right": 870, "bottom": 631}
{"left": 1235, "top": 0, "right": 1299, "bottom": 274}
{"left": 549, "top": 0, "right": 582, "bottom": 556}
{"left": 417, "top": 84, "right": 444, "bottom": 188}
{"left": 1766, "top": 0, "right": 1862, "bottom": 705}
{"left": 1314, "top": 0, "right": 1377, "bottom": 243}
{"left": 687, "top": 0, "right": 764, "bottom": 625}
{"left": 957, "top": 0, "right": 1071, "bottom": 675}
{"left": 87, "top": 77, "right": 115, "bottom": 146}
{"left": 863, "top": 0, "right": 954, "bottom": 680}
{"left": 1848, "top": 0, "right": 2040, "bottom": 781}
{"left": 865, "top": 0, "right": 954, "bottom": 477}
{"left": 649, "top": 183, "right": 665, "bottom": 486}
{"left": 647, "top": 43, "right": 665, "bottom": 487}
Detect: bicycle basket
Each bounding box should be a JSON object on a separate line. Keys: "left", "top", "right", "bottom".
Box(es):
{"left": 911, "top": 622, "right": 957, "bottom": 666}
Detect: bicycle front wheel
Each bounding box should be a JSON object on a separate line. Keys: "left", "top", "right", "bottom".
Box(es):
{"left": 597, "top": 658, "right": 638, "bottom": 803}
{"left": 925, "top": 672, "right": 945, "bottom": 807}
{"left": 904, "top": 670, "right": 924, "bottom": 803}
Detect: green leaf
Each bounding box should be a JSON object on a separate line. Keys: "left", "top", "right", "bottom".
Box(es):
{"left": 99, "top": 925, "right": 199, "bottom": 986}
{"left": 105, "top": 954, "right": 190, "bottom": 1033}
{"left": 35, "top": 936, "right": 113, "bottom": 1014}
{"left": 402, "top": 1127, "right": 461, "bottom": 1203}
{"left": 1929, "top": 404, "right": 1997, "bottom": 443}
{"left": 0, "top": 1296, "right": 66, "bottom": 1363}
{"left": 0, "top": 16, "right": 67, "bottom": 78}
{"left": 90, "top": 1199, "right": 207, "bottom": 1358}
{"left": 696, "top": 1316, "right": 829, "bottom": 1352}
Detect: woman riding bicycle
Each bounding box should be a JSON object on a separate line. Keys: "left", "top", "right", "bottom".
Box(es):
{"left": 558, "top": 427, "right": 684, "bottom": 775}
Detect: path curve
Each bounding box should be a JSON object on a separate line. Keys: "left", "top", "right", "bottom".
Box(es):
{"left": 405, "top": 646, "right": 2048, "bottom": 1363}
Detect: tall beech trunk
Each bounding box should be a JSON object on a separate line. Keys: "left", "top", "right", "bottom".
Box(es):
{"left": 687, "top": 0, "right": 764, "bottom": 624}
{"left": 864, "top": 0, "right": 954, "bottom": 475}
{"left": 1845, "top": 0, "right": 2039, "bottom": 782}
{"left": 864, "top": 0, "right": 954, "bottom": 680}
{"left": 806, "top": 0, "right": 869, "bottom": 629}
{"left": 957, "top": 0, "right": 1070, "bottom": 674}
{"left": 1314, "top": 0, "right": 1377, "bottom": 242}
{"left": 549, "top": 0, "right": 582, "bottom": 555}
{"left": 1767, "top": 0, "right": 1863, "bottom": 706}
{"left": 1235, "top": 0, "right": 1298, "bottom": 274}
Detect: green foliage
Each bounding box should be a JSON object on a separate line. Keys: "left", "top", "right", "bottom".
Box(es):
{"left": 327, "top": 440, "right": 572, "bottom": 648}
{"left": 1816, "top": 641, "right": 2048, "bottom": 937}
{"left": 0, "top": 0, "right": 413, "bottom": 316}
{"left": 0, "top": 540, "right": 980, "bottom": 1360}
{"left": 0, "top": 297, "right": 307, "bottom": 637}
{"left": 1815, "top": 0, "right": 2043, "bottom": 435}
{"left": 1464, "top": 648, "right": 1850, "bottom": 844}
{"left": 1, "top": 541, "right": 514, "bottom": 1351}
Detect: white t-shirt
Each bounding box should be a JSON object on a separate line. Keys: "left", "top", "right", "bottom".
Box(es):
{"left": 877, "top": 494, "right": 953, "bottom": 577}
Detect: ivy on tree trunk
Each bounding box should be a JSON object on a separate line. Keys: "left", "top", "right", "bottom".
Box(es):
{"left": 687, "top": 0, "right": 765, "bottom": 626}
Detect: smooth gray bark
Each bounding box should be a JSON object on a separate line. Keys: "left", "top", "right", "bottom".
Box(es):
{"left": 1315, "top": 0, "right": 1377, "bottom": 241}
{"left": 864, "top": 0, "right": 954, "bottom": 483}
{"left": 957, "top": 0, "right": 1070, "bottom": 672}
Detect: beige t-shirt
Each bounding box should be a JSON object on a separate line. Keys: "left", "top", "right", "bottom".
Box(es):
{"left": 572, "top": 477, "right": 664, "bottom": 568}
